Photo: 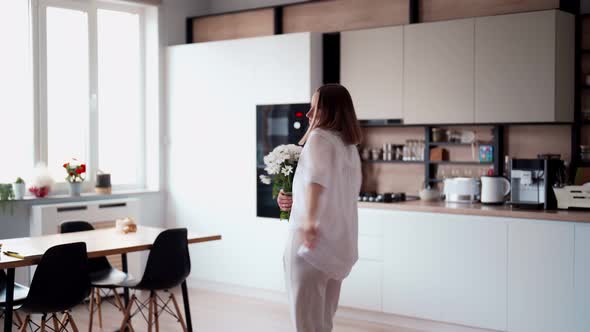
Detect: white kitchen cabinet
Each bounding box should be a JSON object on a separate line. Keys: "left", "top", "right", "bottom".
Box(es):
{"left": 507, "top": 220, "right": 575, "bottom": 332}
{"left": 475, "top": 10, "right": 574, "bottom": 123}
{"left": 403, "top": 19, "right": 475, "bottom": 124}
{"left": 339, "top": 260, "right": 382, "bottom": 312}
{"left": 339, "top": 208, "right": 385, "bottom": 311}
{"left": 575, "top": 224, "right": 590, "bottom": 332}
{"left": 340, "top": 26, "right": 403, "bottom": 120}
{"left": 166, "top": 33, "right": 322, "bottom": 292}
{"left": 382, "top": 211, "right": 507, "bottom": 330}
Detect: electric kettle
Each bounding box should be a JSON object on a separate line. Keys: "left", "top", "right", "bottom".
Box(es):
{"left": 481, "top": 176, "right": 511, "bottom": 204}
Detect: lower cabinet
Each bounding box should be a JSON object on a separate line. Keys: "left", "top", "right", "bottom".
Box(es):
{"left": 340, "top": 260, "right": 382, "bottom": 312}
{"left": 575, "top": 224, "right": 590, "bottom": 332}
{"left": 382, "top": 211, "right": 507, "bottom": 331}
{"left": 507, "top": 221, "right": 575, "bottom": 332}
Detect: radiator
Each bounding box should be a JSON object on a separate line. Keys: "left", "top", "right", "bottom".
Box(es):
{"left": 29, "top": 198, "right": 141, "bottom": 283}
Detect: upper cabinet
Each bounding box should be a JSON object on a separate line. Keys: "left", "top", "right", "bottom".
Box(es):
{"left": 403, "top": 19, "right": 475, "bottom": 125}
{"left": 341, "top": 26, "right": 403, "bottom": 120}
{"left": 475, "top": 10, "right": 575, "bottom": 123}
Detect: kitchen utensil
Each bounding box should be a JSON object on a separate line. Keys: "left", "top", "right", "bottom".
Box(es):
{"left": 443, "top": 177, "right": 480, "bottom": 203}
{"left": 481, "top": 176, "right": 511, "bottom": 204}
{"left": 419, "top": 187, "right": 442, "bottom": 201}
{"left": 432, "top": 128, "right": 447, "bottom": 142}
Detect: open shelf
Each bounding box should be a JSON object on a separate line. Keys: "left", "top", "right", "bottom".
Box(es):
{"left": 362, "top": 160, "right": 424, "bottom": 164}
{"left": 428, "top": 142, "right": 476, "bottom": 147}
{"left": 429, "top": 160, "right": 493, "bottom": 165}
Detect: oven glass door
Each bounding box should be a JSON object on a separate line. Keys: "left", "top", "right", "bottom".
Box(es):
{"left": 256, "top": 103, "right": 309, "bottom": 219}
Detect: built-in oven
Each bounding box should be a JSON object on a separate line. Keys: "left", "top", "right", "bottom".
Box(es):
{"left": 256, "top": 103, "right": 310, "bottom": 218}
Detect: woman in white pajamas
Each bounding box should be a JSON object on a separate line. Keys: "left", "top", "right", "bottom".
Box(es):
{"left": 278, "top": 84, "right": 362, "bottom": 332}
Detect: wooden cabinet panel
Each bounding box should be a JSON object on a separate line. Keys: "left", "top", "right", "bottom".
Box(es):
{"left": 341, "top": 26, "right": 403, "bottom": 120}
{"left": 475, "top": 10, "right": 574, "bottom": 123}
{"left": 420, "top": 0, "right": 559, "bottom": 22}
{"left": 191, "top": 9, "right": 274, "bottom": 43}
{"left": 403, "top": 19, "right": 475, "bottom": 124}
{"left": 575, "top": 224, "right": 590, "bottom": 332}
{"left": 508, "top": 221, "right": 575, "bottom": 332}
{"left": 283, "top": 0, "right": 408, "bottom": 34}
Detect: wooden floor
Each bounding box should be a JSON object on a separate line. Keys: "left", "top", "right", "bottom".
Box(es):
{"left": 2, "top": 288, "right": 422, "bottom": 332}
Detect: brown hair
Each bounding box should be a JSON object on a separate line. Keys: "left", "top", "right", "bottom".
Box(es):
{"left": 299, "top": 84, "right": 362, "bottom": 146}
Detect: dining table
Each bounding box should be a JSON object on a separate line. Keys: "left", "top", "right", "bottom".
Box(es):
{"left": 0, "top": 225, "right": 221, "bottom": 332}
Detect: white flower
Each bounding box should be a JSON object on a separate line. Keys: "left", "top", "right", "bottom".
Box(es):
{"left": 281, "top": 165, "right": 294, "bottom": 177}
{"left": 259, "top": 175, "right": 272, "bottom": 185}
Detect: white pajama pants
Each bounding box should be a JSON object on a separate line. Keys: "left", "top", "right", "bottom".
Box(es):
{"left": 284, "top": 230, "right": 342, "bottom": 332}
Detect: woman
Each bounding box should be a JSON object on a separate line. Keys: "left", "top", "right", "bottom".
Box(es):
{"left": 278, "top": 84, "right": 362, "bottom": 332}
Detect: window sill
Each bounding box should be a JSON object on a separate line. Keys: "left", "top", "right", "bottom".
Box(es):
{"left": 10, "top": 189, "right": 161, "bottom": 205}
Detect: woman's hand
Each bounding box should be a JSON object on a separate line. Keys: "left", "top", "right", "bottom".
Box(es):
{"left": 302, "top": 222, "right": 319, "bottom": 249}
{"left": 277, "top": 190, "right": 293, "bottom": 211}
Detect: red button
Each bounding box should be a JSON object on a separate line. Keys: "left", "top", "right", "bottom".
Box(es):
{"left": 295, "top": 112, "right": 304, "bottom": 118}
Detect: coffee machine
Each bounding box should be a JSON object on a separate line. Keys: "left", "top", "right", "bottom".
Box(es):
{"left": 509, "top": 158, "right": 565, "bottom": 209}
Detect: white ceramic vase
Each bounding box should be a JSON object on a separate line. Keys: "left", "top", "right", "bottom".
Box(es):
{"left": 12, "top": 183, "right": 25, "bottom": 200}
{"left": 69, "top": 182, "right": 82, "bottom": 196}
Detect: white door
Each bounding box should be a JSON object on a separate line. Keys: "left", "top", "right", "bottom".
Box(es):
{"left": 403, "top": 19, "right": 475, "bottom": 124}
{"left": 507, "top": 220, "right": 575, "bottom": 332}
{"left": 341, "top": 26, "right": 403, "bottom": 120}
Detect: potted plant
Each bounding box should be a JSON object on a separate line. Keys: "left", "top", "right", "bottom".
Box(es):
{"left": 63, "top": 159, "right": 86, "bottom": 196}
{"left": 0, "top": 183, "right": 15, "bottom": 214}
{"left": 13, "top": 177, "right": 26, "bottom": 200}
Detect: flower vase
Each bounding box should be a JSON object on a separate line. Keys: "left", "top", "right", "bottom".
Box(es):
{"left": 12, "top": 183, "right": 25, "bottom": 200}
{"left": 69, "top": 182, "right": 82, "bottom": 197}
{"left": 280, "top": 191, "right": 292, "bottom": 221}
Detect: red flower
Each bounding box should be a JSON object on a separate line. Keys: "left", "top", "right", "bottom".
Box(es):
{"left": 76, "top": 168, "right": 82, "bottom": 174}
{"left": 63, "top": 163, "right": 69, "bottom": 169}
{"left": 80, "top": 164, "right": 86, "bottom": 173}
{"left": 69, "top": 172, "right": 74, "bottom": 176}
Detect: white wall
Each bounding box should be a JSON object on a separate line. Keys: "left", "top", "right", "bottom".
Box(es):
{"left": 166, "top": 33, "right": 321, "bottom": 292}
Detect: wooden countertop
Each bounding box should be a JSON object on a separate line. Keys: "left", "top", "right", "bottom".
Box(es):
{"left": 358, "top": 200, "right": 590, "bottom": 223}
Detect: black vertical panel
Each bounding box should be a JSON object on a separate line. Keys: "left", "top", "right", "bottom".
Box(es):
{"left": 322, "top": 33, "right": 340, "bottom": 84}
{"left": 571, "top": 0, "right": 582, "bottom": 180}
{"left": 560, "top": 0, "right": 579, "bottom": 14}
{"left": 493, "top": 125, "right": 504, "bottom": 176}
{"left": 274, "top": 6, "right": 283, "bottom": 35}
{"left": 186, "top": 17, "right": 194, "bottom": 44}
{"left": 424, "top": 126, "right": 433, "bottom": 186}
{"left": 409, "top": 0, "right": 420, "bottom": 24}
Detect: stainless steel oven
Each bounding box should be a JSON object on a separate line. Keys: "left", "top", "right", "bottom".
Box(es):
{"left": 256, "top": 103, "right": 309, "bottom": 218}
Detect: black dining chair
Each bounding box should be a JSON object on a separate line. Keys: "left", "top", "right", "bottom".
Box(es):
{"left": 16, "top": 242, "right": 90, "bottom": 331}
{"left": 115, "top": 228, "right": 191, "bottom": 332}
{"left": 0, "top": 270, "right": 29, "bottom": 328}
{"left": 59, "top": 220, "right": 131, "bottom": 331}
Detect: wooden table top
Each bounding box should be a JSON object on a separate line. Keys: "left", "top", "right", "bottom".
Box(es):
{"left": 0, "top": 226, "right": 221, "bottom": 269}
{"left": 359, "top": 200, "right": 590, "bottom": 223}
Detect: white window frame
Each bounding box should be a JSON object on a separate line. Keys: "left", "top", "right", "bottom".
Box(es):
{"left": 34, "top": 0, "right": 150, "bottom": 194}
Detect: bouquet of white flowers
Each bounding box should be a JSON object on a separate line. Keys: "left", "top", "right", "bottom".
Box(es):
{"left": 259, "top": 144, "right": 303, "bottom": 220}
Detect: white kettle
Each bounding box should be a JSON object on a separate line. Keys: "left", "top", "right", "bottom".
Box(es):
{"left": 481, "top": 176, "right": 511, "bottom": 204}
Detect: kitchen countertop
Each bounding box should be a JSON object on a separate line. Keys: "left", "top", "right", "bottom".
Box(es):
{"left": 358, "top": 200, "right": 590, "bottom": 223}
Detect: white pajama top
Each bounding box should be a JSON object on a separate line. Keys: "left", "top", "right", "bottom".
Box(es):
{"left": 289, "top": 128, "right": 362, "bottom": 280}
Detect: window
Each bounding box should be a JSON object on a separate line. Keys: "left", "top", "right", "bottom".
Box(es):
{"left": 36, "top": 0, "right": 158, "bottom": 191}
{"left": 0, "top": 1, "right": 33, "bottom": 183}
{"left": 45, "top": 7, "right": 90, "bottom": 181}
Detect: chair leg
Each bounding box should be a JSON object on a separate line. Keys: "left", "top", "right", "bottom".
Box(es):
{"left": 19, "top": 315, "right": 29, "bottom": 332}
{"left": 67, "top": 311, "right": 79, "bottom": 332}
{"left": 170, "top": 293, "right": 189, "bottom": 332}
{"left": 40, "top": 314, "right": 47, "bottom": 332}
{"left": 154, "top": 293, "right": 160, "bottom": 332}
{"left": 51, "top": 314, "right": 60, "bottom": 332}
{"left": 14, "top": 311, "right": 23, "bottom": 328}
{"left": 113, "top": 289, "right": 125, "bottom": 311}
{"left": 119, "top": 294, "right": 136, "bottom": 332}
{"left": 148, "top": 292, "right": 154, "bottom": 332}
{"left": 88, "top": 287, "right": 95, "bottom": 332}
{"left": 96, "top": 288, "right": 103, "bottom": 328}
